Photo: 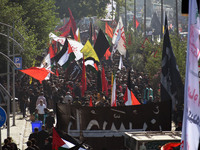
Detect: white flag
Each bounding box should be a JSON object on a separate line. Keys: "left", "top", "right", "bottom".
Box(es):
{"left": 40, "top": 53, "right": 51, "bottom": 80}
{"left": 111, "top": 74, "right": 116, "bottom": 107}
{"left": 49, "top": 32, "right": 66, "bottom": 45}
{"left": 112, "top": 17, "right": 126, "bottom": 56}
{"left": 68, "top": 39, "right": 83, "bottom": 61}
{"left": 118, "top": 55, "right": 124, "bottom": 70}
{"left": 181, "top": 0, "right": 200, "bottom": 149}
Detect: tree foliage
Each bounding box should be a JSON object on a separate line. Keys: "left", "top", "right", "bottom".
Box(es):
{"left": 0, "top": 0, "right": 59, "bottom": 73}
{"left": 126, "top": 29, "right": 187, "bottom": 98}
{"left": 55, "top": 0, "right": 110, "bottom": 20}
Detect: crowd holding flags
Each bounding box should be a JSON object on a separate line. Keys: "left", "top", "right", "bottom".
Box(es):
{"left": 16, "top": 4, "right": 198, "bottom": 149}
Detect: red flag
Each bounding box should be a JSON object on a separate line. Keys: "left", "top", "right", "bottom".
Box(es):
{"left": 49, "top": 44, "right": 55, "bottom": 59}
{"left": 104, "top": 47, "right": 111, "bottom": 60}
{"left": 123, "top": 87, "right": 141, "bottom": 105}
{"left": 89, "top": 96, "right": 93, "bottom": 107}
{"left": 56, "top": 68, "right": 59, "bottom": 77}
{"left": 105, "top": 22, "right": 113, "bottom": 38}
{"left": 133, "top": 16, "right": 139, "bottom": 29}
{"left": 81, "top": 58, "right": 87, "bottom": 96}
{"left": 101, "top": 65, "right": 108, "bottom": 96}
{"left": 161, "top": 142, "right": 181, "bottom": 150}
{"left": 141, "top": 38, "right": 149, "bottom": 48}
{"left": 20, "top": 67, "right": 55, "bottom": 84}
{"left": 68, "top": 42, "right": 73, "bottom": 54}
{"left": 68, "top": 8, "right": 77, "bottom": 35}
{"left": 60, "top": 20, "right": 72, "bottom": 37}
{"left": 123, "top": 70, "right": 140, "bottom": 105}
{"left": 57, "top": 18, "right": 72, "bottom": 34}
{"left": 52, "top": 127, "right": 65, "bottom": 150}
{"left": 94, "top": 63, "right": 98, "bottom": 71}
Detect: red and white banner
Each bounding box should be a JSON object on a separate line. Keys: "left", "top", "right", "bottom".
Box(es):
{"left": 112, "top": 17, "right": 126, "bottom": 56}
{"left": 49, "top": 32, "right": 65, "bottom": 45}
{"left": 181, "top": 0, "right": 200, "bottom": 149}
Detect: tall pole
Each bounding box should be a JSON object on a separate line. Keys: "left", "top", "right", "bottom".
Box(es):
{"left": 134, "top": 0, "right": 136, "bottom": 38}
{"left": 112, "top": 0, "right": 113, "bottom": 21}
{"left": 7, "top": 27, "right": 10, "bottom": 137}
{"left": 161, "top": 0, "right": 163, "bottom": 38}
{"left": 125, "top": 0, "right": 127, "bottom": 31}
{"left": 176, "top": 0, "right": 179, "bottom": 36}
{"left": 12, "top": 22, "right": 16, "bottom": 126}
{"left": 144, "top": 0, "right": 146, "bottom": 37}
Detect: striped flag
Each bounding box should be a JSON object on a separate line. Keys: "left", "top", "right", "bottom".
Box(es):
{"left": 123, "top": 70, "right": 140, "bottom": 106}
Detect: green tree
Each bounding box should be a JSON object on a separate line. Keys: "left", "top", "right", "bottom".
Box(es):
{"left": 0, "top": 0, "right": 59, "bottom": 72}
{"left": 55, "top": 0, "right": 110, "bottom": 19}
{"left": 20, "top": 0, "right": 59, "bottom": 50}
{"left": 126, "top": 28, "right": 186, "bottom": 98}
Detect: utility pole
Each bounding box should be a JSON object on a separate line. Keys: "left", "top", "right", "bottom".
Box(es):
{"left": 125, "top": 0, "right": 127, "bottom": 31}
{"left": 134, "top": 0, "right": 136, "bottom": 38}
{"left": 161, "top": 0, "right": 163, "bottom": 38}
{"left": 144, "top": 0, "right": 146, "bottom": 37}
{"left": 176, "top": 0, "right": 179, "bottom": 36}
{"left": 12, "top": 22, "right": 16, "bottom": 126}
{"left": 7, "top": 27, "right": 10, "bottom": 137}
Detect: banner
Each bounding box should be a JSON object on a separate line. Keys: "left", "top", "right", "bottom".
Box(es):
{"left": 56, "top": 101, "right": 171, "bottom": 137}
{"left": 181, "top": 0, "right": 200, "bottom": 149}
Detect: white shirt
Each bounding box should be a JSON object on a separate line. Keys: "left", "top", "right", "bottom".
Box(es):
{"left": 36, "top": 104, "right": 46, "bottom": 114}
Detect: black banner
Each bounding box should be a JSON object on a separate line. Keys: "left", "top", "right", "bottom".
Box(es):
{"left": 56, "top": 101, "right": 171, "bottom": 137}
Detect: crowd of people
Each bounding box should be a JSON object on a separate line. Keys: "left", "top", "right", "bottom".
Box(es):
{"left": 0, "top": 50, "right": 161, "bottom": 150}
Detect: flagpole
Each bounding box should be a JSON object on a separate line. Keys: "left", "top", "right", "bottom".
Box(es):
{"left": 144, "top": 0, "right": 146, "bottom": 37}
{"left": 125, "top": 0, "right": 127, "bottom": 31}
{"left": 175, "top": 0, "right": 179, "bottom": 36}
{"left": 161, "top": 0, "right": 163, "bottom": 38}
{"left": 134, "top": 0, "right": 136, "bottom": 38}
{"left": 112, "top": 0, "right": 113, "bottom": 21}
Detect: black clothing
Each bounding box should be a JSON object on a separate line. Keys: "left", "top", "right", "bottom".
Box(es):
{"left": 25, "top": 147, "right": 35, "bottom": 150}
{"left": 43, "top": 143, "right": 52, "bottom": 150}
{"left": 8, "top": 142, "right": 18, "bottom": 150}
{"left": 31, "top": 145, "right": 40, "bottom": 150}
{"left": 2, "top": 145, "right": 11, "bottom": 150}
{"left": 28, "top": 133, "right": 39, "bottom": 146}
{"left": 38, "top": 130, "right": 49, "bottom": 149}
{"left": 29, "top": 93, "right": 37, "bottom": 114}
{"left": 45, "top": 115, "right": 55, "bottom": 129}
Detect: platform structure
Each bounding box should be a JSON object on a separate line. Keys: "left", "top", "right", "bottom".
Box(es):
{"left": 124, "top": 131, "right": 181, "bottom": 150}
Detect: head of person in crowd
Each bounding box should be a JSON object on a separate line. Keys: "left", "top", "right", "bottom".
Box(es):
{"left": 149, "top": 95, "right": 153, "bottom": 102}
{"left": 26, "top": 140, "right": 32, "bottom": 147}
{"left": 39, "top": 100, "right": 43, "bottom": 106}
{"left": 34, "top": 127, "right": 39, "bottom": 133}
{"left": 3, "top": 138, "right": 9, "bottom": 146}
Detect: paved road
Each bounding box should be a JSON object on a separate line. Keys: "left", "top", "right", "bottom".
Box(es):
{"left": 1, "top": 112, "right": 32, "bottom": 150}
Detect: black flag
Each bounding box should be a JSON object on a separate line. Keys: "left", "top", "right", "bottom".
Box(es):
{"left": 65, "top": 61, "right": 82, "bottom": 81}
{"left": 161, "top": 15, "right": 184, "bottom": 111}
{"left": 94, "top": 29, "right": 110, "bottom": 60}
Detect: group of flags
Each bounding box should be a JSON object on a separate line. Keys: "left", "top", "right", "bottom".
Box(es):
{"left": 19, "top": 7, "right": 142, "bottom": 107}
{"left": 18, "top": 2, "right": 200, "bottom": 148}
